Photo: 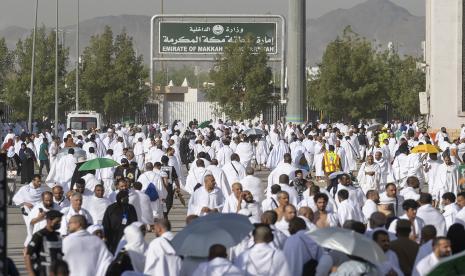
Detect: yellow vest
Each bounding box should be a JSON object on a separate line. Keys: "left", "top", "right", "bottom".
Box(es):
{"left": 324, "top": 151, "right": 340, "bottom": 173}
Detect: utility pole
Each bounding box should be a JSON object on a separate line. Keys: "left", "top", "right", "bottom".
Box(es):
{"left": 28, "top": 0, "right": 39, "bottom": 133}
{"left": 55, "top": 0, "right": 59, "bottom": 136}
{"left": 75, "top": 0, "right": 80, "bottom": 111}
{"left": 285, "top": 0, "right": 306, "bottom": 123}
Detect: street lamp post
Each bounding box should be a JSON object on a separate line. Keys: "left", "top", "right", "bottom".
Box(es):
{"left": 28, "top": 0, "right": 39, "bottom": 133}
{"left": 55, "top": 0, "right": 59, "bottom": 136}
{"left": 75, "top": 0, "right": 79, "bottom": 111}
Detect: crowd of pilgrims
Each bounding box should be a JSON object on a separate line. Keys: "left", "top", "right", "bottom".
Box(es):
{"left": 6, "top": 118, "right": 465, "bottom": 276}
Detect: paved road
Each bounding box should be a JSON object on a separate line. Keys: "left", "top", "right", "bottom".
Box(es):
{"left": 6, "top": 168, "right": 272, "bottom": 274}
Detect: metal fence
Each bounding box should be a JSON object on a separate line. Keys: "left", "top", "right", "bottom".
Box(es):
{"left": 0, "top": 102, "right": 13, "bottom": 122}
{"left": 163, "top": 102, "right": 226, "bottom": 126}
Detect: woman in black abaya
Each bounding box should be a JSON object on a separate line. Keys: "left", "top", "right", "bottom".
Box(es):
{"left": 19, "top": 143, "right": 35, "bottom": 184}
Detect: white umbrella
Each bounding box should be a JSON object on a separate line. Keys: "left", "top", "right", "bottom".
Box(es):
{"left": 366, "top": 123, "right": 382, "bottom": 132}
{"left": 244, "top": 128, "right": 264, "bottom": 136}
{"left": 56, "top": 147, "right": 86, "bottom": 161}
{"left": 329, "top": 171, "right": 345, "bottom": 180}
{"left": 308, "top": 227, "right": 386, "bottom": 265}
{"left": 171, "top": 213, "right": 253, "bottom": 257}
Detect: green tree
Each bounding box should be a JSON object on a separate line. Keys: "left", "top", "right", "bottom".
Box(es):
{"left": 77, "top": 26, "right": 149, "bottom": 121}
{"left": 208, "top": 37, "right": 274, "bottom": 120}
{"left": 379, "top": 51, "right": 424, "bottom": 118}
{"left": 4, "top": 27, "right": 69, "bottom": 120}
{"left": 79, "top": 25, "right": 114, "bottom": 113}
{"left": 153, "top": 66, "right": 210, "bottom": 88}
{"left": 0, "top": 37, "right": 13, "bottom": 93}
{"left": 309, "top": 27, "right": 386, "bottom": 121}
{"left": 105, "top": 31, "right": 149, "bottom": 121}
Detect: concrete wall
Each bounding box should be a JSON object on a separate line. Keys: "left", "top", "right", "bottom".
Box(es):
{"left": 427, "top": 0, "right": 465, "bottom": 130}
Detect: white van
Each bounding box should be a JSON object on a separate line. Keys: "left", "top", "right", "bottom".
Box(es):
{"left": 66, "top": 111, "right": 103, "bottom": 136}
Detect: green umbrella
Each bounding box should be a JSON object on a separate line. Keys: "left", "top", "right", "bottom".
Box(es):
{"left": 198, "top": 120, "right": 211, "bottom": 128}
{"left": 123, "top": 119, "right": 135, "bottom": 125}
{"left": 78, "top": 158, "right": 120, "bottom": 171}
{"left": 428, "top": 251, "right": 465, "bottom": 276}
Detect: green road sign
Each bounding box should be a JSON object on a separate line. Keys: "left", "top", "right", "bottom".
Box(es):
{"left": 159, "top": 22, "right": 277, "bottom": 54}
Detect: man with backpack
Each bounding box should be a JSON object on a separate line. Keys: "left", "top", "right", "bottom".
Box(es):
{"left": 283, "top": 217, "right": 322, "bottom": 276}
{"left": 160, "top": 155, "right": 180, "bottom": 219}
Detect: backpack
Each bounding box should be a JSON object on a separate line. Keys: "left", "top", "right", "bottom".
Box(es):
{"left": 357, "top": 134, "right": 367, "bottom": 146}
{"left": 302, "top": 259, "right": 319, "bottom": 276}
{"left": 145, "top": 182, "right": 159, "bottom": 202}
{"left": 105, "top": 249, "right": 133, "bottom": 276}
{"left": 301, "top": 241, "right": 320, "bottom": 276}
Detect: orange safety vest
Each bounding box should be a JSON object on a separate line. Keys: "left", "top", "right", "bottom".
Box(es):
{"left": 324, "top": 151, "right": 340, "bottom": 173}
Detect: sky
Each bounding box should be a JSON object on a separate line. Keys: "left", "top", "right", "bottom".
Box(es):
{"left": 0, "top": 0, "right": 424, "bottom": 30}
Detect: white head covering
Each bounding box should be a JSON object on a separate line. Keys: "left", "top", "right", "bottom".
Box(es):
{"left": 7, "top": 146, "right": 15, "bottom": 158}
{"left": 87, "top": 224, "right": 104, "bottom": 235}
{"left": 122, "top": 223, "right": 147, "bottom": 273}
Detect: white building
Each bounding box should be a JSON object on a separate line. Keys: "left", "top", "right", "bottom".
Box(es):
{"left": 426, "top": 0, "right": 465, "bottom": 133}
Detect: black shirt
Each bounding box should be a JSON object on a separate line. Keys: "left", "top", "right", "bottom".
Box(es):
{"left": 161, "top": 165, "right": 178, "bottom": 184}
{"left": 26, "top": 228, "right": 63, "bottom": 276}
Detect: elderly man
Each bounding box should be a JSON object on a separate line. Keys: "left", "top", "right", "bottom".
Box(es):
{"left": 235, "top": 224, "right": 291, "bottom": 276}
{"left": 222, "top": 182, "right": 244, "bottom": 213}
{"left": 59, "top": 192, "right": 93, "bottom": 236}
{"left": 62, "top": 215, "right": 113, "bottom": 276}
{"left": 187, "top": 175, "right": 225, "bottom": 216}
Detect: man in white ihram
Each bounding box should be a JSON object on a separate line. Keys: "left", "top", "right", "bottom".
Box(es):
{"left": 267, "top": 153, "right": 297, "bottom": 196}
{"left": 63, "top": 215, "right": 112, "bottom": 276}
{"left": 192, "top": 244, "right": 243, "bottom": 276}
{"left": 283, "top": 217, "right": 322, "bottom": 276}
{"left": 413, "top": 237, "right": 452, "bottom": 276}
{"left": 241, "top": 167, "right": 265, "bottom": 203}
{"left": 187, "top": 175, "right": 225, "bottom": 216}
{"left": 12, "top": 174, "right": 46, "bottom": 246}
{"left": 144, "top": 219, "right": 181, "bottom": 275}
{"left": 206, "top": 159, "right": 231, "bottom": 197}
{"left": 234, "top": 224, "right": 291, "bottom": 276}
